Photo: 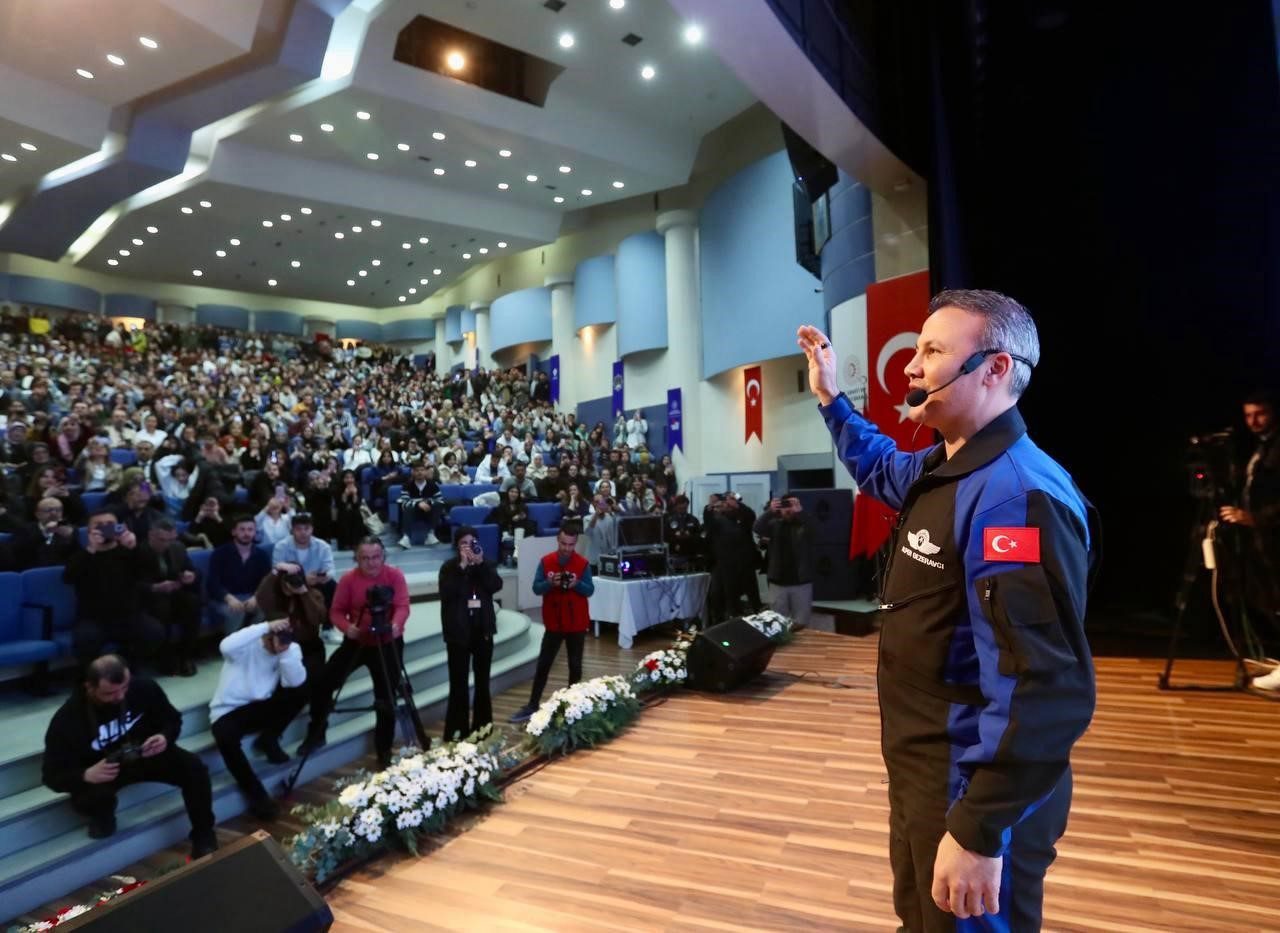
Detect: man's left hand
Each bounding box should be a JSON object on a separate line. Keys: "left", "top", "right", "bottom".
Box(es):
{"left": 417, "top": 501, "right": 432, "bottom": 512}
{"left": 932, "top": 832, "right": 1001, "bottom": 920}
{"left": 140, "top": 734, "right": 168, "bottom": 758}
{"left": 1220, "top": 506, "right": 1255, "bottom": 526}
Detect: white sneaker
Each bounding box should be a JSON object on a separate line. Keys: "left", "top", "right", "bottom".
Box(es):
{"left": 398, "top": 534, "right": 412, "bottom": 550}
{"left": 1252, "top": 667, "right": 1280, "bottom": 690}
{"left": 321, "top": 627, "right": 344, "bottom": 645}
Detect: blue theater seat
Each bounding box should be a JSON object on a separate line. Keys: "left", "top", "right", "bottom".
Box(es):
{"left": 108, "top": 448, "right": 137, "bottom": 467}
{"left": 474, "top": 524, "right": 500, "bottom": 562}
{"left": 447, "top": 506, "right": 492, "bottom": 530}
{"left": 527, "top": 502, "right": 563, "bottom": 536}
{"left": 81, "top": 491, "right": 109, "bottom": 515}
{"left": 21, "top": 566, "right": 78, "bottom": 657}
{"left": 0, "top": 571, "right": 57, "bottom": 671}
{"left": 386, "top": 484, "right": 403, "bottom": 525}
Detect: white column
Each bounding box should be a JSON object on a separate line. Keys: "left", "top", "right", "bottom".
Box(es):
{"left": 302, "top": 316, "right": 329, "bottom": 340}
{"left": 546, "top": 274, "right": 575, "bottom": 410}
{"left": 656, "top": 209, "right": 701, "bottom": 485}
{"left": 434, "top": 317, "right": 449, "bottom": 372}
{"left": 471, "top": 301, "right": 494, "bottom": 370}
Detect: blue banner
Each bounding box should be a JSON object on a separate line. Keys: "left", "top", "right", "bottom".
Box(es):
{"left": 549, "top": 354, "right": 560, "bottom": 404}
{"left": 611, "top": 360, "right": 625, "bottom": 418}
{"left": 667, "top": 388, "right": 683, "bottom": 454}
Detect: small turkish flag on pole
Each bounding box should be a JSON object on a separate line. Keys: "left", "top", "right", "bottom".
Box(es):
{"left": 983, "top": 527, "right": 1041, "bottom": 563}
{"left": 744, "top": 366, "right": 763, "bottom": 443}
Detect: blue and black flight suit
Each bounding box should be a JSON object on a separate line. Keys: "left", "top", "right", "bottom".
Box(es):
{"left": 821, "top": 395, "right": 1098, "bottom": 932}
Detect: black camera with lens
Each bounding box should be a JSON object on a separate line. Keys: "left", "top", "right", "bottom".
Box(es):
{"left": 105, "top": 741, "right": 143, "bottom": 766}
{"left": 282, "top": 570, "right": 305, "bottom": 589}
{"left": 366, "top": 584, "right": 396, "bottom": 636}
{"left": 558, "top": 570, "right": 573, "bottom": 591}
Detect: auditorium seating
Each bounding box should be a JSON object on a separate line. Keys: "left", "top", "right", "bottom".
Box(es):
{"left": 0, "top": 572, "right": 55, "bottom": 670}
{"left": 527, "top": 502, "right": 563, "bottom": 537}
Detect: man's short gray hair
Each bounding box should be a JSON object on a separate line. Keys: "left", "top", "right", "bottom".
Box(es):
{"left": 929, "top": 289, "right": 1041, "bottom": 398}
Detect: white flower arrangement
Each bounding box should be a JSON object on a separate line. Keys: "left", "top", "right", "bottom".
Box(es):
{"left": 525, "top": 675, "right": 642, "bottom": 755}
{"left": 288, "top": 726, "right": 513, "bottom": 883}
{"left": 630, "top": 645, "right": 689, "bottom": 694}
{"left": 16, "top": 877, "right": 146, "bottom": 931}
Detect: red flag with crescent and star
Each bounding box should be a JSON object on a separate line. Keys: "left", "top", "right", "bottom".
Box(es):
{"left": 744, "top": 366, "right": 763, "bottom": 442}
{"left": 850, "top": 270, "right": 933, "bottom": 558}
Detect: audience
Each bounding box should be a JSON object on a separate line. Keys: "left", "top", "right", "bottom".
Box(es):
{"left": 64, "top": 509, "right": 158, "bottom": 669}
{"left": 207, "top": 516, "right": 270, "bottom": 635}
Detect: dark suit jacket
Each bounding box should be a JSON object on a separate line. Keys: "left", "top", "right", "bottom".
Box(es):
{"left": 437, "top": 557, "right": 502, "bottom": 646}
{"left": 137, "top": 542, "right": 200, "bottom": 612}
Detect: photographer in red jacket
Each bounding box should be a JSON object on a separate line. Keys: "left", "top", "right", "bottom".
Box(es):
{"left": 509, "top": 527, "right": 594, "bottom": 722}
{"left": 296, "top": 536, "right": 410, "bottom": 768}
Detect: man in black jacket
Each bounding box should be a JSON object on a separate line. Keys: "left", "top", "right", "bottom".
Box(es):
{"left": 396, "top": 460, "right": 445, "bottom": 548}
{"left": 65, "top": 509, "right": 162, "bottom": 668}
{"left": 753, "top": 494, "right": 816, "bottom": 628}
{"left": 437, "top": 525, "right": 503, "bottom": 740}
{"left": 41, "top": 654, "right": 217, "bottom": 857}
{"left": 9, "top": 496, "right": 78, "bottom": 569}
{"left": 138, "top": 517, "right": 202, "bottom": 677}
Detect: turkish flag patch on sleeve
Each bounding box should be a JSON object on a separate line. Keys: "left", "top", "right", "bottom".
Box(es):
{"left": 983, "top": 527, "right": 1041, "bottom": 563}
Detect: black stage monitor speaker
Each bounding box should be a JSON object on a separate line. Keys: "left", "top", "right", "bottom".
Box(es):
{"left": 62, "top": 831, "right": 333, "bottom": 933}
{"left": 792, "top": 489, "right": 853, "bottom": 546}
{"left": 686, "top": 619, "right": 777, "bottom": 692}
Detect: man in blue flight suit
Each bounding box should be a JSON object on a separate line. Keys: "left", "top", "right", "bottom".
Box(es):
{"left": 799, "top": 289, "right": 1098, "bottom": 932}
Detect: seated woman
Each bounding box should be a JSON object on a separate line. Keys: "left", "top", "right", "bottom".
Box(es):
{"left": 562, "top": 482, "right": 590, "bottom": 522}
{"left": 74, "top": 437, "right": 122, "bottom": 493}
{"left": 436, "top": 450, "right": 463, "bottom": 485}
{"left": 484, "top": 486, "right": 536, "bottom": 565}
{"left": 25, "top": 465, "right": 85, "bottom": 526}
{"left": 255, "top": 495, "right": 293, "bottom": 548}
{"left": 155, "top": 453, "right": 199, "bottom": 519}
{"left": 333, "top": 469, "right": 367, "bottom": 551}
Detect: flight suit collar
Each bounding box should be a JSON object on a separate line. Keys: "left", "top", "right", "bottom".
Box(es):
{"left": 923, "top": 406, "right": 1027, "bottom": 480}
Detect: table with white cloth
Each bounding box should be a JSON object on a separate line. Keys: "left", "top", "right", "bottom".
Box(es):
{"left": 588, "top": 573, "right": 710, "bottom": 648}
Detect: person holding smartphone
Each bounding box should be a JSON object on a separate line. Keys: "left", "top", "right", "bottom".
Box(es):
{"left": 437, "top": 525, "right": 503, "bottom": 739}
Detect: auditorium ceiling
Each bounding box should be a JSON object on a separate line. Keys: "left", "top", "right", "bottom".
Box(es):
{"left": 0, "top": 0, "right": 755, "bottom": 309}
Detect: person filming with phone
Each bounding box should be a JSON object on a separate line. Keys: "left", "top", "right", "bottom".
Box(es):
{"left": 64, "top": 509, "right": 160, "bottom": 669}
{"left": 437, "top": 526, "right": 503, "bottom": 739}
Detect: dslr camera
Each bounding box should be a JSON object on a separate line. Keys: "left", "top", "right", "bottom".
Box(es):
{"left": 105, "top": 741, "right": 143, "bottom": 766}
{"left": 366, "top": 584, "right": 396, "bottom": 637}
{"left": 282, "top": 570, "right": 305, "bottom": 589}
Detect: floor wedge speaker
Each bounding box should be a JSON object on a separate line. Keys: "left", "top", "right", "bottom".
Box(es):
{"left": 686, "top": 619, "right": 777, "bottom": 692}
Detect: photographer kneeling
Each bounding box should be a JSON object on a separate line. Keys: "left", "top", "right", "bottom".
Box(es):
{"left": 41, "top": 654, "right": 217, "bottom": 858}
{"left": 208, "top": 617, "right": 306, "bottom": 820}
{"left": 298, "top": 536, "right": 410, "bottom": 768}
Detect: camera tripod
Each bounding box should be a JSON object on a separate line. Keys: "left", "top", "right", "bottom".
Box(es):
{"left": 281, "top": 615, "right": 429, "bottom": 795}
{"left": 1158, "top": 497, "right": 1252, "bottom": 692}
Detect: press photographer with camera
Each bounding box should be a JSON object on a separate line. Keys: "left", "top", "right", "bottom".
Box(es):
{"left": 298, "top": 536, "right": 410, "bottom": 767}
{"left": 41, "top": 654, "right": 217, "bottom": 857}
{"left": 208, "top": 618, "right": 306, "bottom": 820}
{"left": 438, "top": 525, "right": 503, "bottom": 739}
{"left": 65, "top": 509, "right": 161, "bottom": 669}
{"left": 509, "top": 528, "right": 594, "bottom": 723}
{"left": 253, "top": 560, "right": 328, "bottom": 742}
{"left": 754, "top": 494, "right": 817, "bottom": 629}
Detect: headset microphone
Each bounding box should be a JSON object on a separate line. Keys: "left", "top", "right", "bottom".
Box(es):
{"left": 903, "top": 348, "right": 1035, "bottom": 408}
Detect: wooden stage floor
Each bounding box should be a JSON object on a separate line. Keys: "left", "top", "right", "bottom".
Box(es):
{"left": 324, "top": 631, "right": 1280, "bottom": 933}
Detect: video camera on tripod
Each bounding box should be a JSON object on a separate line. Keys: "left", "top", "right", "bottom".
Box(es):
{"left": 365, "top": 584, "right": 396, "bottom": 638}
{"left": 1185, "top": 427, "right": 1236, "bottom": 500}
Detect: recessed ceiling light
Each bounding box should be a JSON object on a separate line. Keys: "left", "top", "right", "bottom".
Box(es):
{"left": 464, "top": 159, "right": 477, "bottom": 168}
{"left": 612, "top": 180, "right": 625, "bottom": 189}
{"left": 107, "top": 54, "right": 125, "bottom": 67}
{"left": 131, "top": 238, "right": 143, "bottom": 246}
{"left": 180, "top": 206, "right": 193, "bottom": 214}
{"left": 76, "top": 68, "right": 94, "bottom": 80}
{"left": 118, "top": 249, "right": 130, "bottom": 256}
{"left": 371, "top": 259, "right": 381, "bottom": 267}
{"left": 300, "top": 207, "right": 312, "bottom": 215}
{"left": 334, "top": 232, "right": 344, "bottom": 239}
{"left": 280, "top": 213, "right": 292, "bottom": 222}
{"left": 399, "top": 296, "right": 407, "bottom": 302}
{"left": 351, "top": 225, "right": 362, "bottom": 233}
{"left": 402, "top": 242, "right": 411, "bottom": 249}
{"left": 559, "top": 32, "right": 575, "bottom": 49}
{"left": 683, "top": 23, "right": 704, "bottom": 45}
{"left": 640, "top": 64, "right": 656, "bottom": 80}
{"left": 216, "top": 250, "right": 226, "bottom": 257}
{"left": 229, "top": 237, "right": 240, "bottom": 246}
{"left": 262, "top": 220, "right": 273, "bottom": 227}
{"left": 146, "top": 226, "right": 158, "bottom": 234}
{"left": 108, "top": 259, "right": 119, "bottom": 266}
{"left": 409, "top": 288, "right": 417, "bottom": 294}
{"left": 0, "top": 153, "right": 15, "bottom": 162}
{"left": 358, "top": 270, "right": 367, "bottom": 277}
{"left": 347, "top": 279, "right": 355, "bottom": 286}
{"left": 463, "top": 252, "right": 472, "bottom": 259}
{"left": 366, "top": 152, "right": 379, "bottom": 161}
{"left": 581, "top": 188, "right": 593, "bottom": 196}
{"left": 397, "top": 143, "right": 410, "bottom": 151}
{"left": 498, "top": 241, "right": 508, "bottom": 248}
{"left": 610, "top": 0, "right": 625, "bottom": 8}
{"left": 554, "top": 196, "right": 565, "bottom": 203}
{"left": 370, "top": 219, "right": 382, "bottom": 227}
{"left": 200, "top": 200, "right": 212, "bottom": 208}
{"left": 20, "top": 142, "right": 37, "bottom": 151}
{"left": 479, "top": 247, "right": 489, "bottom": 254}
{"left": 559, "top": 165, "right": 572, "bottom": 174}
{"left": 432, "top": 131, "right": 447, "bottom": 141}
{"left": 192, "top": 269, "right": 202, "bottom": 277}
{"left": 498, "top": 149, "right": 512, "bottom": 158}
{"left": 139, "top": 36, "right": 158, "bottom": 49}
{"left": 356, "top": 110, "right": 371, "bottom": 120}
{"left": 268, "top": 279, "right": 277, "bottom": 287}
{"left": 497, "top": 182, "right": 509, "bottom": 190}
{"left": 433, "top": 268, "right": 442, "bottom": 275}
{"left": 291, "top": 260, "right": 301, "bottom": 268}
{"left": 420, "top": 278, "right": 428, "bottom": 285}
{"left": 419, "top": 236, "right": 429, "bottom": 244}
{"left": 526, "top": 174, "right": 538, "bottom": 182}
{"left": 446, "top": 50, "right": 466, "bottom": 71}
{"left": 433, "top": 167, "right": 445, "bottom": 176}
{"left": 320, "top": 123, "right": 334, "bottom": 133}
{"left": 290, "top": 133, "right": 303, "bottom": 143}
